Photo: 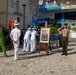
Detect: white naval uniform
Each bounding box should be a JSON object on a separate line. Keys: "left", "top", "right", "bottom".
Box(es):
{"left": 10, "top": 28, "right": 21, "bottom": 60}
{"left": 23, "top": 30, "right": 31, "bottom": 51}
{"left": 31, "top": 30, "right": 38, "bottom": 52}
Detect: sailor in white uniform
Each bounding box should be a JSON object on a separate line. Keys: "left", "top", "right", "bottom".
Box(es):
{"left": 23, "top": 28, "right": 31, "bottom": 52}
{"left": 10, "top": 23, "right": 21, "bottom": 60}
{"left": 31, "top": 28, "right": 38, "bottom": 53}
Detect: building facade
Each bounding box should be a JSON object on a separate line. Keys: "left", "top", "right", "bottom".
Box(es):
{"left": 0, "top": 0, "right": 7, "bottom": 28}
{"left": 0, "top": 0, "right": 39, "bottom": 29}
{"left": 39, "top": 0, "right": 76, "bottom": 26}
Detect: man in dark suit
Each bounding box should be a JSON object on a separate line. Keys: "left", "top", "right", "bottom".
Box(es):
{"left": 41, "top": 30, "right": 48, "bottom": 41}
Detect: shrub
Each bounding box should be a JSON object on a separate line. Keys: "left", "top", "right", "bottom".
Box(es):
{"left": 71, "top": 27, "right": 76, "bottom": 31}
{"left": 72, "top": 23, "right": 75, "bottom": 26}
{"left": 50, "top": 26, "right": 58, "bottom": 34}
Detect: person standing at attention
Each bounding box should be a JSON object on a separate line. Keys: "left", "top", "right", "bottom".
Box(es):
{"left": 10, "top": 23, "right": 21, "bottom": 60}
{"left": 23, "top": 28, "right": 31, "bottom": 52}
{"left": 31, "top": 28, "right": 38, "bottom": 53}
{"left": 58, "top": 24, "right": 70, "bottom": 56}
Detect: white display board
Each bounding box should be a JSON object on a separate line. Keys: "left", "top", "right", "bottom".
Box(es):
{"left": 71, "top": 33, "right": 76, "bottom": 38}
{"left": 70, "top": 30, "right": 76, "bottom": 38}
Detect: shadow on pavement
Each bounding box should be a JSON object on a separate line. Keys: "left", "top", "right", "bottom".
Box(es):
{"left": 68, "top": 44, "right": 76, "bottom": 46}
{"left": 68, "top": 51, "right": 76, "bottom": 55}
{"left": 19, "top": 53, "right": 51, "bottom": 60}
{"left": 50, "top": 48, "right": 74, "bottom": 55}
{"left": 7, "top": 54, "right": 14, "bottom": 57}
{"left": 19, "top": 48, "right": 74, "bottom": 60}
{"left": 67, "top": 48, "right": 75, "bottom": 51}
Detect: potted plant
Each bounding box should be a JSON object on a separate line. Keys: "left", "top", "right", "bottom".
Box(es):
{"left": 50, "top": 26, "right": 59, "bottom": 47}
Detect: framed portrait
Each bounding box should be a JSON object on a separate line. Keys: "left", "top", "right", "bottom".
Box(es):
{"left": 40, "top": 28, "right": 50, "bottom": 43}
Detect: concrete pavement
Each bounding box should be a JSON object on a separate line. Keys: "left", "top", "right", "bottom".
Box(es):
{"left": 0, "top": 42, "right": 76, "bottom": 75}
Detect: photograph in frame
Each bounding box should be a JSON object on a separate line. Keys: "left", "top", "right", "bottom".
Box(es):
{"left": 40, "top": 28, "right": 50, "bottom": 43}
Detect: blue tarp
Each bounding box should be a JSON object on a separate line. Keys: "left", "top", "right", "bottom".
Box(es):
{"left": 46, "top": 6, "right": 61, "bottom": 11}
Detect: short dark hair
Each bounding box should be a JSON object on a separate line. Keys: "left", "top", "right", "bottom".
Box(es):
{"left": 64, "top": 23, "right": 68, "bottom": 26}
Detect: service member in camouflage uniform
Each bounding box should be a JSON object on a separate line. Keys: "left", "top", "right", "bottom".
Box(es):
{"left": 58, "top": 24, "right": 70, "bottom": 56}
{"left": 0, "top": 26, "right": 7, "bottom": 57}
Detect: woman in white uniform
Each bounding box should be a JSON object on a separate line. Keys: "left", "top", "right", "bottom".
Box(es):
{"left": 31, "top": 28, "right": 38, "bottom": 53}
{"left": 23, "top": 28, "right": 31, "bottom": 52}
{"left": 10, "top": 23, "right": 21, "bottom": 60}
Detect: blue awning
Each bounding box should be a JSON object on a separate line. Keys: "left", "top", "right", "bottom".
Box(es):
{"left": 46, "top": 6, "right": 61, "bottom": 11}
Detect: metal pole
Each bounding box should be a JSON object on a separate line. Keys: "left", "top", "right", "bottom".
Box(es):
{"left": 61, "top": 12, "right": 65, "bottom": 26}
{"left": 22, "top": 4, "right": 26, "bottom": 29}
{"left": 6, "top": 0, "right": 8, "bottom": 29}
{"left": 23, "top": 6, "right": 25, "bottom": 29}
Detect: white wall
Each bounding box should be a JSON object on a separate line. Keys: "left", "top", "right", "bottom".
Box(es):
{"left": 7, "top": 0, "right": 25, "bottom": 29}
{"left": 25, "top": 0, "right": 39, "bottom": 28}
{"left": 7, "top": 0, "right": 39, "bottom": 29}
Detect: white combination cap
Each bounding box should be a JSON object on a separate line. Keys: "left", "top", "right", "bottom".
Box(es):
{"left": 33, "top": 28, "right": 36, "bottom": 30}
{"left": 28, "top": 28, "right": 31, "bottom": 30}
{"left": 14, "top": 23, "right": 19, "bottom": 26}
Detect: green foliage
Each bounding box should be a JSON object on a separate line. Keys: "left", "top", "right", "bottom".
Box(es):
{"left": 72, "top": 23, "right": 75, "bottom": 26}
{"left": 50, "top": 26, "right": 58, "bottom": 34}
{"left": 68, "top": 25, "right": 71, "bottom": 29}
{"left": 71, "top": 27, "right": 76, "bottom": 31}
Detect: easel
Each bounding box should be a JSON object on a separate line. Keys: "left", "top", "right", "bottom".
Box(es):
{"left": 39, "top": 21, "right": 49, "bottom": 55}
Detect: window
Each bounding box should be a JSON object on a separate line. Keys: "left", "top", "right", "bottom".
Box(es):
{"left": 11, "top": 0, "right": 14, "bottom": 8}
{"left": 16, "top": 0, "right": 19, "bottom": 12}
{"left": 17, "top": 17, "right": 20, "bottom": 22}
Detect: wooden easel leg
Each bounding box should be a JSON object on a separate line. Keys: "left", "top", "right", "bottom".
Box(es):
{"left": 49, "top": 41, "right": 52, "bottom": 52}
{"left": 45, "top": 44, "right": 49, "bottom": 55}
{"left": 56, "top": 40, "right": 59, "bottom": 50}
{"left": 38, "top": 43, "right": 42, "bottom": 54}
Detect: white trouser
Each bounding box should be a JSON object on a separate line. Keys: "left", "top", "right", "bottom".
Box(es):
{"left": 23, "top": 39, "right": 30, "bottom": 51}
{"left": 31, "top": 39, "right": 36, "bottom": 52}
{"left": 13, "top": 40, "right": 19, "bottom": 60}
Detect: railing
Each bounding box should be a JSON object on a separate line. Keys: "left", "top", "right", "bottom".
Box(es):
{"left": 50, "top": 34, "right": 59, "bottom": 47}
{"left": 45, "top": 1, "right": 58, "bottom": 8}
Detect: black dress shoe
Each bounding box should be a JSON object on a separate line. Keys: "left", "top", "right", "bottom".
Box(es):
{"left": 65, "top": 53, "right": 67, "bottom": 56}
{"left": 31, "top": 51, "right": 36, "bottom": 53}
{"left": 47, "top": 53, "right": 49, "bottom": 55}
{"left": 61, "top": 53, "right": 65, "bottom": 55}
{"left": 60, "top": 46, "right": 62, "bottom": 47}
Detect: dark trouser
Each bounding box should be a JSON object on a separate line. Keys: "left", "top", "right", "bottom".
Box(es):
{"left": 62, "top": 37, "right": 68, "bottom": 54}
{"left": 59, "top": 35, "right": 62, "bottom": 47}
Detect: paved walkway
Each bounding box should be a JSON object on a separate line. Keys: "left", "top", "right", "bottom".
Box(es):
{"left": 0, "top": 42, "right": 76, "bottom": 75}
